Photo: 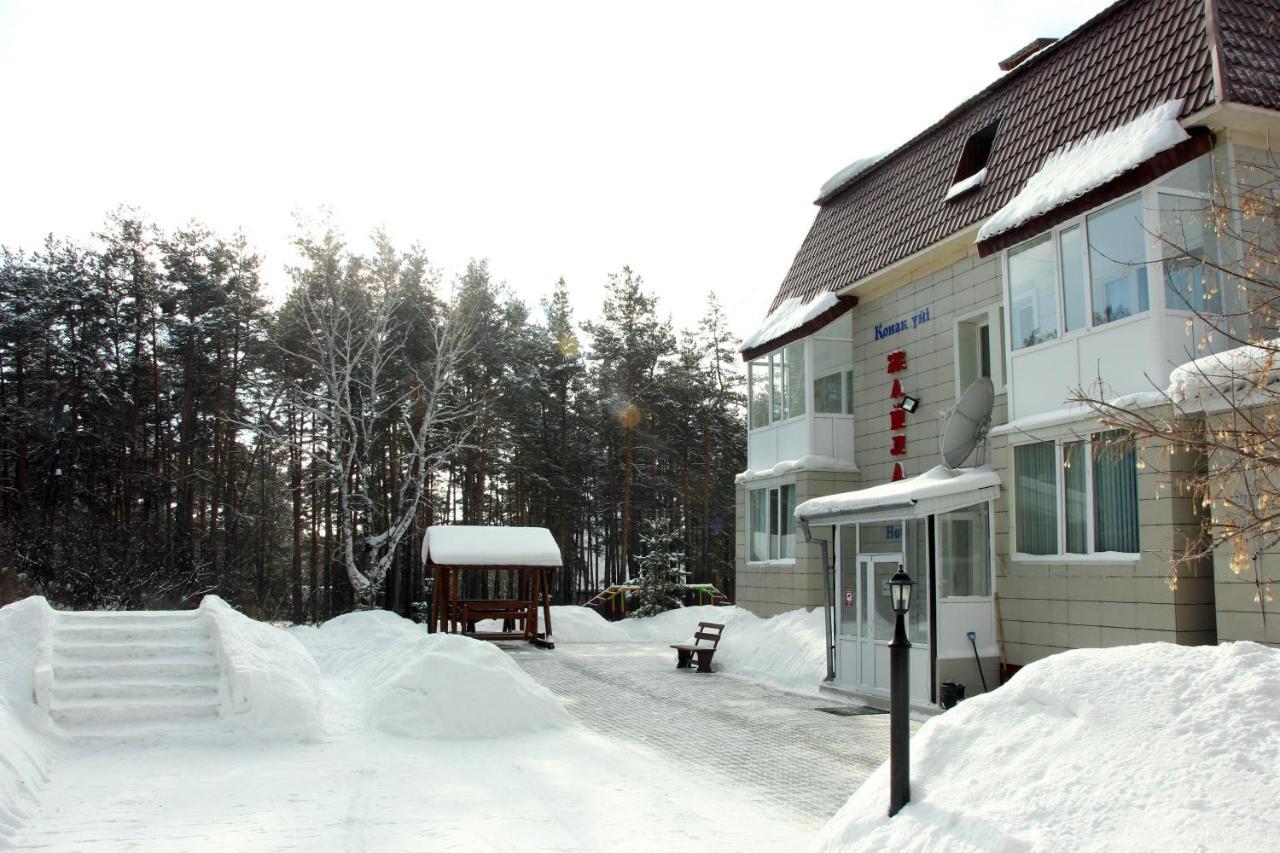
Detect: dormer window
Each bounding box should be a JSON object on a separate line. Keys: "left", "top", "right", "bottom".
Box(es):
{"left": 946, "top": 120, "right": 1000, "bottom": 201}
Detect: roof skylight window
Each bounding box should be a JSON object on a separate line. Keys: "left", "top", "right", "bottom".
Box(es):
{"left": 946, "top": 119, "right": 1000, "bottom": 201}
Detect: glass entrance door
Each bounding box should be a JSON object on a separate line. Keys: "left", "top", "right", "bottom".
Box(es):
{"left": 834, "top": 522, "right": 934, "bottom": 706}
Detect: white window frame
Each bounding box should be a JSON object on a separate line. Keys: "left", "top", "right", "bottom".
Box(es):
{"left": 1002, "top": 190, "right": 1161, "bottom": 354}
{"left": 1009, "top": 433, "right": 1140, "bottom": 562}
{"left": 747, "top": 483, "right": 797, "bottom": 564}
{"left": 1000, "top": 154, "right": 1220, "bottom": 357}
{"left": 747, "top": 342, "right": 807, "bottom": 432}
{"left": 953, "top": 304, "right": 1005, "bottom": 396}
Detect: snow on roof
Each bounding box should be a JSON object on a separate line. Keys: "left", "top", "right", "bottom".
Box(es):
{"left": 795, "top": 465, "right": 1001, "bottom": 521}
{"left": 422, "top": 525, "right": 562, "bottom": 567}
{"left": 977, "top": 99, "right": 1189, "bottom": 243}
{"left": 815, "top": 152, "right": 888, "bottom": 203}
{"left": 735, "top": 454, "right": 860, "bottom": 485}
{"left": 1167, "top": 339, "right": 1280, "bottom": 405}
{"left": 740, "top": 291, "right": 839, "bottom": 354}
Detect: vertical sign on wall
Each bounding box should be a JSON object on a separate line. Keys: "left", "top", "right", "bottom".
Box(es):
{"left": 887, "top": 349, "right": 908, "bottom": 480}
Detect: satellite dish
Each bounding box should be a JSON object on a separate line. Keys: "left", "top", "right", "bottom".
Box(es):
{"left": 941, "top": 378, "right": 995, "bottom": 468}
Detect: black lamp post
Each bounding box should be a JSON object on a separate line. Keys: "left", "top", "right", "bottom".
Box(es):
{"left": 888, "top": 565, "right": 914, "bottom": 817}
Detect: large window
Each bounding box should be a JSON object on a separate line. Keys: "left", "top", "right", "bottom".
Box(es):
{"left": 1013, "top": 431, "right": 1140, "bottom": 557}
{"left": 749, "top": 484, "right": 796, "bottom": 561}
{"left": 1008, "top": 194, "right": 1149, "bottom": 350}
{"left": 748, "top": 340, "right": 805, "bottom": 429}
{"left": 1005, "top": 154, "right": 1220, "bottom": 351}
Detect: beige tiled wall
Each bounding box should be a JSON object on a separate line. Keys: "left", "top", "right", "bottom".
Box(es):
{"left": 991, "top": 431, "right": 1217, "bottom": 666}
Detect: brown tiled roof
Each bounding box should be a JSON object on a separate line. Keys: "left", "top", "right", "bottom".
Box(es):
{"left": 1216, "top": 0, "right": 1280, "bottom": 110}
{"left": 765, "top": 0, "right": 1220, "bottom": 320}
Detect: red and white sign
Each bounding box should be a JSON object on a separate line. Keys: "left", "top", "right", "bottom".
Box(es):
{"left": 844, "top": 589, "right": 854, "bottom": 606}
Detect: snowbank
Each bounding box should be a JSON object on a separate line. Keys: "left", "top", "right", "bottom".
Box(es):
{"left": 814, "top": 642, "right": 1280, "bottom": 852}
{"left": 978, "top": 99, "right": 1189, "bottom": 242}
{"left": 741, "top": 292, "right": 840, "bottom": 352}
{"left": 200, "top": 596, "right": 323, "bottom": 741}
{"left": 0, "top": 598, "right": 58, "bottom": 841}
{"left": 481, "top": 605, "right": 829, "bottom": 697}
{"left": 626, "top": 606, "right": 828, "bottom": 696}
{"left": 293, "top": 611, "right": 573, "bottom": 739}
{"left": 1167, "top": 338, "right": 1280, "bottom": 405}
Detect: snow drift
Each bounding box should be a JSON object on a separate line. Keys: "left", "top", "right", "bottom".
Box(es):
{"left": 813, "top": 641, "right": 1280, "bottom": 852}
{"left": 200, "top": 596, "right": 323, "bottom": 741}
{"left": 0, "top": 597, "right": 58, "bottom": 843}
{"left": 480, "top": 605, "right": 828, "bottom": 696}
{"left": 292, "top": 610, "right": 573, "bottom": 739}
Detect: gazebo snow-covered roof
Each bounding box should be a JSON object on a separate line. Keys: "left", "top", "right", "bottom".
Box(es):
{"left": 423, "top": 525, "right": 561, "bottom": 649}
{"left": 795, "top": 466, "right": 1001, "bottom": 525}
{"left": 421, "top": 525, "right": 563, "bottom": 567}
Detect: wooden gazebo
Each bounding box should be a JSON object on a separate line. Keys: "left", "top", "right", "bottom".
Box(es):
{"left": 423, "top": 525, "right": 559, "bottom": 649}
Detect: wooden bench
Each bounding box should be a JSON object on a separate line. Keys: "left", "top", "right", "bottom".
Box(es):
{"left": 457, "top": 599, "right": 535, "bottom": 633}
{"left": 671, "top": 622, "right": 725, "bottom": 673}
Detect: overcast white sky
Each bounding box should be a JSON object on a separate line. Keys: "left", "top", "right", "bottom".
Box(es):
{"left": 0, "top": 0, "right": 1112, "bottom": 339}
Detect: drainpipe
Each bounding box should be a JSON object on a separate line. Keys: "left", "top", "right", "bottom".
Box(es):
{"left": 799, "top": 518, "right": 836, "bottom": 682}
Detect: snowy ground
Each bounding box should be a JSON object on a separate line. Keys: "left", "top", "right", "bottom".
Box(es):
{"left": 510, "top": 643, "right": 894, "bottom": 823}
{"left": 5, "top": 607, "right": 868, "bottom": 852}
{"left": 8, "top": 686, "right": 811, "bottom": 852}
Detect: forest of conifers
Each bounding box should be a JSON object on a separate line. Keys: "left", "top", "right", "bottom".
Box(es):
{"left": 0, "top": 211, "right": 746, "bottom": 621}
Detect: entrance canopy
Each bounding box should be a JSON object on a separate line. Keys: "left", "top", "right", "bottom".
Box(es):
{"left": 795, "top": 465, "right": 1001, "bottom": 525}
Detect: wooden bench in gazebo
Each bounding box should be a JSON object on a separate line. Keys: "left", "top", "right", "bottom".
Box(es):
{"left": 423, "top": 525, "right": 560, "bottom": 649}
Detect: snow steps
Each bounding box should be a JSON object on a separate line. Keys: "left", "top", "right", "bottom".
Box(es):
{"left": 48, "top": 610, "right": 225, "bottom": 740}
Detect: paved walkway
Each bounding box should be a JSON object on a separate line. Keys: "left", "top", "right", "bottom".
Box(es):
{"left": 510, "top": 643, "right": 901, "bottom": 827}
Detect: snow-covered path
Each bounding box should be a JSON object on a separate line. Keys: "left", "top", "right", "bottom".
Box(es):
{"left": 7, "top": 652, "right": 821, "bottom": 852}
{"left": 510, "top": 643, "right": 894, "bottom": 825}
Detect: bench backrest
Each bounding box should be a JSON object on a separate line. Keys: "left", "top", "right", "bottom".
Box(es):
{"left": 694, "top": 622, "right": 725, "bottom": 649}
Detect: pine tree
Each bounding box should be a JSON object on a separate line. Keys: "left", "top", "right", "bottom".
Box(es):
{"left": 630, "top": 514, "right": 685, "bottom": 617}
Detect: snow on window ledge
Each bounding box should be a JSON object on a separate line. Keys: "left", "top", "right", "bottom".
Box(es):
{"left": 977, "top": 99, "right": 1189, "bottom": 243}
{"left": 945, "top": 167, "right": 988, "bottom": 201}
{"left": 1010, "top": 552, "right": 1141, "bottom": 564}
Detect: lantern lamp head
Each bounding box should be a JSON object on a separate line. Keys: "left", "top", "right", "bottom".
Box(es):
{"left": 889, "top": 566, "right": 914, "bottom": 614}
{"left": 899, "top": 394, "right": 920, "bottom": 414}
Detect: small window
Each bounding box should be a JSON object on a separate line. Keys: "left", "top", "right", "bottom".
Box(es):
{"left": 1159, "top": 193, "right": 1222, "bottom": 314}
{"left": 938, "top": 503, "right": 991, "bottom": 597}
{"left": 947, "top": 119, "right": 1000, "bottom": 200}
{"left": 955, "top": 306, "right": 1005, "bottom": 395}
{"left": 749, "top": 484, "right": 796, "bottom": 561}
{"left": 1008, "top": 234, "right": 1059, "bottom": 349}
{"left": 1087, "top": 196, "right": 1148, "bottom": 326}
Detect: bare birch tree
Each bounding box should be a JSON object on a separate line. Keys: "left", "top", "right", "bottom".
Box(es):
{"left": 280, "top": 264, "right": 476, "bottom": 607}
